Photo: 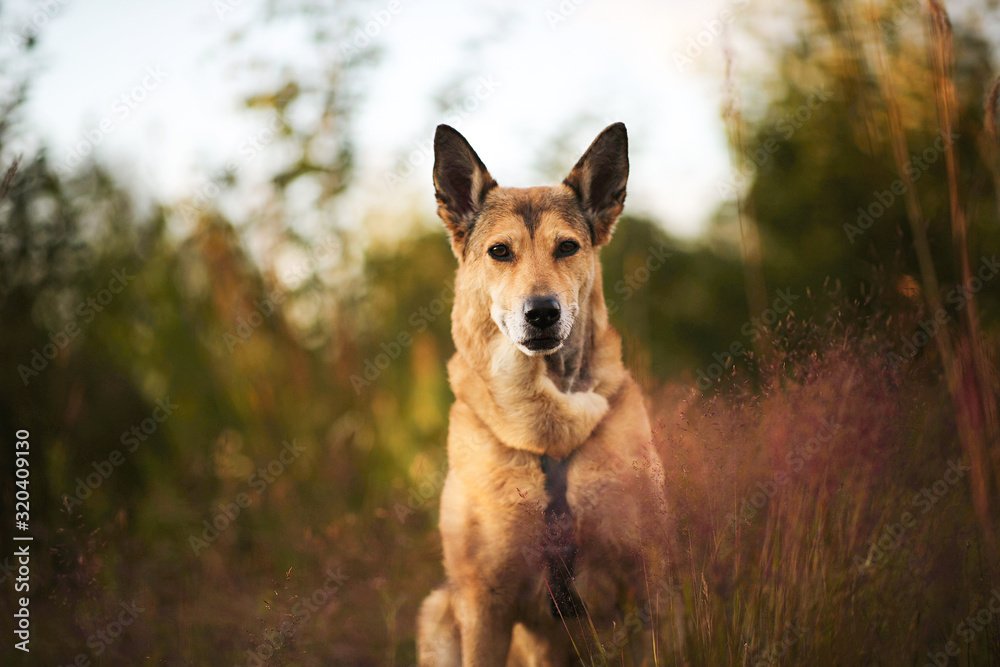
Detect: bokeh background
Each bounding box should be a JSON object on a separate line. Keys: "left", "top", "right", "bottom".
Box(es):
{"left": 2, "top": 0, "right": 1000, "bottom": 664}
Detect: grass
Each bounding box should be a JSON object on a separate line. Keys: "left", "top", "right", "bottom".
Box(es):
{"left": 644, "top": 307, "right": 999, "bottom": 665}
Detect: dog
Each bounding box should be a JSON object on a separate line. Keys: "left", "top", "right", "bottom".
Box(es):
{"left": 417, "top": 123, "right": 668, "bottom": 666}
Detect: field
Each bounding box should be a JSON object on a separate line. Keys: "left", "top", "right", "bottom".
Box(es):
{"left": 1, "top": 0, "right": 999, "bottom": 664}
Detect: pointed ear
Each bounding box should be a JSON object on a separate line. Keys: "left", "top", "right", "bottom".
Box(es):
{"left": 563, "top": 122, "right": 629, "bottom": 246}
{"left": 433, "top": 125, "right": 497, "bottom": 254}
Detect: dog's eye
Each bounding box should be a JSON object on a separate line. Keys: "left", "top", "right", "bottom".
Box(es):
{"left": 488, "top": 244, "right": 511, "bottom": 260}
{"left": 556, "top": 240, "right": 579, "bottom": 257}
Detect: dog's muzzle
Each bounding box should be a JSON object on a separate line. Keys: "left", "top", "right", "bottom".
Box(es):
{"left": 521, "top": 295, "right": 563, "bottom": 352}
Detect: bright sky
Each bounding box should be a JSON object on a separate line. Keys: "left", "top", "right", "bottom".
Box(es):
{"left": 3, "top": 0, "right": 765, "bottom": 239}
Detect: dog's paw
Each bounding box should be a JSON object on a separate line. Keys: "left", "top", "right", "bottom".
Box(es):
{"left": 571, "top": 389, "right": 609, "bottom": 422}
{"left": 561, "top": 390, "right": 610, "bottom": 449}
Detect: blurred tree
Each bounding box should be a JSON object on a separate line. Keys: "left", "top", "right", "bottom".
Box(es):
{"left": 725, "top": 0, "right": 999, "bottom": 315}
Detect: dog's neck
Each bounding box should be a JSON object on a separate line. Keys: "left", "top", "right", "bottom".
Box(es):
{"left": 543, "top": 298, "right": 594, "bottom": 394}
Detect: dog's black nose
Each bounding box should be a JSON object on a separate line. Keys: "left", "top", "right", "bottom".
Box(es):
{"left": 524, "top": 296, "right": 561, "bottom": 329}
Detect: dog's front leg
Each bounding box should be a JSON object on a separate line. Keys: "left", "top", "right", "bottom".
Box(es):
{"left": 453, "top": 588, "right": 515, "bottom": 667}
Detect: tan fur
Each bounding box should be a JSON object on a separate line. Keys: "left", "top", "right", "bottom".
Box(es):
{"left": 419, "top": 124, "right": 668, "bottom": 666}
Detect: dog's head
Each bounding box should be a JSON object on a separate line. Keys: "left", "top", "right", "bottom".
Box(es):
{"left": 433, "top": 123, "right": 628, "bottom": 356}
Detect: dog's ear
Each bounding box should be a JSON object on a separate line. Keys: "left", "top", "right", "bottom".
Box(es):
{"left": 433, "top": 125, "right": 497, "bottom": 253}
{"left": 563, "top": 123, "right": 629, "bottom": 246}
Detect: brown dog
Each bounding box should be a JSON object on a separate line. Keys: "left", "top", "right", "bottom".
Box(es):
{"left": 417, "top": 123, "right": 668, "bottom": 666}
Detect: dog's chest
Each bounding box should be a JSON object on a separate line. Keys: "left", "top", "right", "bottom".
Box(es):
{"left": 510, "top": 450, "right": 641, "bottom": 541}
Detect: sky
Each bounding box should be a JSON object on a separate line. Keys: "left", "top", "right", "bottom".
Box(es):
{"left": 3, "top": 0, "right": 768, "bottom": 239}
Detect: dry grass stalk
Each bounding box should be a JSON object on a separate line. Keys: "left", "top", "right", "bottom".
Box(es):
{"left": 864, "top": 0, "right": 997, "bottom": 554}
{"left": 722, "top": 46, "right": 770, "bottom": 357}
{"left": 0, "top": 157, "right": 19, "bottom": 203}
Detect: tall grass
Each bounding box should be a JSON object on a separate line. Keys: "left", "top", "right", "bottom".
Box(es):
{"left": 647, "top": 307, "right": 998, "bottom": 664}
{"left": 624, "top": 1, "right": 1000, "bottom": 664}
